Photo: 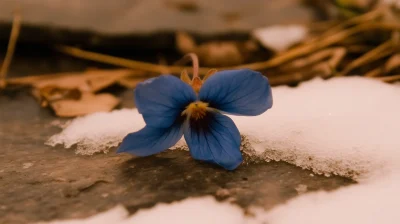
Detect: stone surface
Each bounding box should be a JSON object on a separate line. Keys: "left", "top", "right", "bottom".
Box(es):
{"left": 0, "top": 48, "right": 354, "bottom": 224}
{"left": 0, "top": 0, "right": 317, "bottom": 50}
{"left": 0, "top": 81, "right": 354, "bottom": 223}
{"left": 0, "top": 0, "right": 314, "bottom": 34}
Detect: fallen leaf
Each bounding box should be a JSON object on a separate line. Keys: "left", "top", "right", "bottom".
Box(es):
{"left": 50, "top": 93, "right": 120, "bottom": 117}
{"left": 31, "top": 69, "right": 133, "bottom": 92}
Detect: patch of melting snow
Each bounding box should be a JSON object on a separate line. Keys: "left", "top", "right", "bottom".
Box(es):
{"left": 252, "top": 25, "right": 308, "bottom": 52}
{"left": 45, "top": 77, "right": 400, "bottom": 224}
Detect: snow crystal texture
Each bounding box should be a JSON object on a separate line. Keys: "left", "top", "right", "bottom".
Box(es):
{"left": 44, "top": 77, "right": 400, "bottom": 224}
{"left": 47, "top": 77, "right": 400, "bottom": 180}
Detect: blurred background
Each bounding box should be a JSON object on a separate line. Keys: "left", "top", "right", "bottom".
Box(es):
{"left": 0, "top": 0, "right": 399, "bottom": 116}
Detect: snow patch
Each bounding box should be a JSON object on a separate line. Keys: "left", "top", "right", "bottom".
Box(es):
{"left": 48, "top": 77, "right": 400, "bottom": 181}
{"left": 40, "top": 197, "right": 249, "bottom": 224}
{"left": 46, "top": 109, "right": 144, "bottom": 155}
{"left": 252, "top": 25, "right": 308, "bottom": 52}
{"left": 45, "top": 77, "right": 400, "bottom": 224}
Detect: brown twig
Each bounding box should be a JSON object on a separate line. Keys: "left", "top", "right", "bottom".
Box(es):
{"left": 56, "top": 45, "right": 212, "bottom": 75}
{"left": 235, "top": 22, "right": 400, "bottom": 70}
{"left": 337, "top": 40, "right": 393, "bottom": 76}
{"left": 309, "top": 6, "right": 383, "bottom": 43}
{"left": 0, "top": 10, "right": 22, "bottom": 89}
{"left": 375, "top": 74, "right": 400, "bottom": 83}
{"left": 55, "top": 22, "right": 400, "bottom": 77}
{"left": 365, "top": 67, "right": 383, "bottom": 77}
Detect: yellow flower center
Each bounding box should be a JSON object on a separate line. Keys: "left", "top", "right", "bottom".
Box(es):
{"left": 182, "top": 101, "right": 209, "bottom": 120}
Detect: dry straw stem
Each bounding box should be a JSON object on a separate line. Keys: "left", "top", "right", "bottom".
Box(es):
{"left": 56, "top": 23, "right": 398, "bottom": 76}
{"left": 337, "top": 39, "right": 394, "bottom": 76}
{"left": 375, "top": 74, "right": 400, "bottom": 82}
{"left": 284, "top": 47, "right": 346, "bottom": 71}
{"left": 239, "top": 22, "right": 400, "bottom": 71}
{"left": 384, "top": 54, "right": 400, "bottom": 73}
{"left": 365, "top": 67, "right": 383, "bottom": 77}
{"left": 267, "top": 47, "right": 346, "bottom": 85}
{"left": 56, "top": 45, "right": 212, "bottom": 75}
{"left": 308, "top": 6, "right": 384, "bottom": 44}
{"left": 0, "top": 10, "right": 21, "bottom": 89}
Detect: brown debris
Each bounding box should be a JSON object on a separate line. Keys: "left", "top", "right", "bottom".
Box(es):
{"left": 385, "top": 54, "right": 400, "bottom": 73}
{"left": 4, "top": 4, "right": 400, "bottom": 118}
{"left": 50, "top": 93, "right": 120, "bottom": 117}
{"left": 176, "top": 31, "right": 259, "bottom": 67}
{"left": 10, "top": 69, "right": 138, "bottom": 117}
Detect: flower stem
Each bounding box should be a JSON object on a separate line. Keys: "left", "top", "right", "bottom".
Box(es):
{"left": 183, "top": 53, "right": 199, "bottom": 79}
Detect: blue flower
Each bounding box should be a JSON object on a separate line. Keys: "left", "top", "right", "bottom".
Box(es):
{"left": 117, "top": 69, "right": 273, "bottom": 170}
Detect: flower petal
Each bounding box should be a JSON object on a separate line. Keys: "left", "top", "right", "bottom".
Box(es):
{"left": 199, "top": 69, "right": 273, "bottom": 116}
{"left": 183, "top": 112, "right": 242, "bottom": 170}
{"left": 117, "top": 122, "right": 183, "bottom": 156}
{"left": 135, "top": 75, "right": 196, "bottom": 128}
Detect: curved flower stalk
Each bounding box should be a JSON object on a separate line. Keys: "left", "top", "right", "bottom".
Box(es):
{"left": 118, "top": 54, "right": 273, "bottom": 170}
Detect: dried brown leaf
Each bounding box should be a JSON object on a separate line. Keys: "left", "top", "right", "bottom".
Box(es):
{"left": 50, "top": 93, "right": 120, "bottom": 117}
{"left": 31, "top": 69, "right": 133, "bottom": 92}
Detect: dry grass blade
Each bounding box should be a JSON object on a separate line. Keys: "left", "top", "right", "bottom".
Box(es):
{"left": 337, "top": 40, "right": 393, "bottom": 76}
{"left": 56, "top": 45, "right": 212, "bottom": 75}
{"left": 365, "top": 67, "right": 384, "bottom": 77}
{"left": 346, "top": 45, "right": 374, "bottom": 53}
{"left": 375, "top": 74, "right": 400, "bottom": 83}
{"left": 287, "top": 47, "right": 346, "bottom": 71}
{"left": 385, "top": 54, "right": 400, "bottom": 73}
{"left": 55, "top": 22, "right": 400, "bottom": 76}
{"left": 235, "top": 22, "right": 400, "bottom": 71}
{"left": 308, "top": 6, "right": 383, "bottom": 43}
{"left": 268, "top": 48, "right": 346, "bottom": 85}
{"left": 0, "top": 10, "right": 21, "bottom": 89}
{"left": 8, "top": 69, "right": 139, "bottom": 87}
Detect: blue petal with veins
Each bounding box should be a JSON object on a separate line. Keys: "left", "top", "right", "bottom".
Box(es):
{"left": 183, "top": 112, "right": 242, "bottom": 170}
{"left": 117, "top": 121, "right": 183, "bottom": 156}
{"left": 135, "top": 75, "right": 196, "bottom": 128}
{"left": 199, "top": 69, "right": 273, "bottom": 116}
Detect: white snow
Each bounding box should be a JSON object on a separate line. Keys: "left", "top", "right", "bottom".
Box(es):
{"left": 252, "top": 25, "right": 308, "bottom": 52}
{"left": 48, "top": 77, "right": 400, "bottom": 180}
{"left": 47, "top": 109, "right": 144, "bottom": 155}
{"left": 37, "top": 205, "right": 129, "bottom": 224}
{"left": 45, "top": 76, "right": 400, "bottom": 224}
{"left": 40, "top": 197, "right": 250, "bottom": 224}
{"left": 252, "top": 173, "right": 400, "bottom": 224}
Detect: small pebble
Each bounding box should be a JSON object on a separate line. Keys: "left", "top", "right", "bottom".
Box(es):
{"left": 216, "top": 188, "right": 230, "bottom": 198}
{"left": 23, "top": 162, "right": 34, "bottom": 169}
{"left": 295, "top": 184, "right": 308, "bottom": 194}
{"left": 101, "top": 193, "right": 109, "bottom": 198}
